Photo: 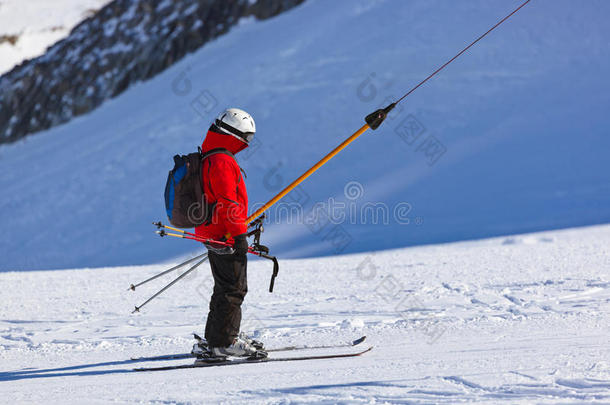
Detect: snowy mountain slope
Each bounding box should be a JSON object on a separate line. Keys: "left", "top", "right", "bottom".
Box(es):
{"left": 0, "top": 0, "right": 112, "bottom": 74}
{"left": 0, "top": 225, "right": 608, "bottom": 403}
{"left": 1, "top": 0, "right": 610, "bottom": 270}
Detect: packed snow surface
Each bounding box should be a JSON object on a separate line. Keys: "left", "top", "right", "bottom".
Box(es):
{"left": 1, "top": 0, "right": 609, "bottom": 270}
{"left": 1, "top": 225, "right": 608, "bottom": 403}
{"left": 0, "top": 0, "right": 112, "bottom": 74}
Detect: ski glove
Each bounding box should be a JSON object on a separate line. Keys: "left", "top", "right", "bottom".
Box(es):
{"left": 233, "top": 234, "right": 249, "bottom": 257}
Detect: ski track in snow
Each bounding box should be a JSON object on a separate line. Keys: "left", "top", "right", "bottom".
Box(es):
{"left": 0, "top": 225, "right": 608, "bottom": 403}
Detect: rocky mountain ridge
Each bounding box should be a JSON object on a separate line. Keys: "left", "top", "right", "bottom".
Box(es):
{"left": 0, "top": 0, "right": 304, "bottom": 143}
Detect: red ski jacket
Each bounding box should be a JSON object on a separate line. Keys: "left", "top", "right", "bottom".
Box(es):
{"left": 195, "top": 128, "right": 248, "bottom": 242}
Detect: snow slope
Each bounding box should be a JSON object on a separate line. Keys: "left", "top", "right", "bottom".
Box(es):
{"left": 0, "top": 225, "right": 608, "bottom": 403}
{"left": 0, "top": 0, "right": 112, "bottom": 74}
{"left": 1, "top": 0, "right": 610, "bottom": 270}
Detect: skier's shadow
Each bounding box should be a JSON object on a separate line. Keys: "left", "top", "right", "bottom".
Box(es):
{"left": 0, "top": 358, "right": 144, "bottom": 381}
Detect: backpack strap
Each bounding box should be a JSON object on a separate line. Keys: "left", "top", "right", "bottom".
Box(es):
{"left": 202, "top": 147, "right": 243, "bottom": 176}
{"left": 201, "top": 147, "right": 235, "bottom": 162}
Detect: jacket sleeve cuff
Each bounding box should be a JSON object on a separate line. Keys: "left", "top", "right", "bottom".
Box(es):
{"left": 226, "top": 222, "right": 247, "bottom": 239}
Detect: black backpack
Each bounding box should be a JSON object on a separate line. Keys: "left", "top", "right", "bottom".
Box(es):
{"left": 164, "top": 147, "right": 234, "bottom": 228}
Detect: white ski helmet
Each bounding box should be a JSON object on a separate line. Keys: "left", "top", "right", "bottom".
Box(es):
{"left": 214, "top": 108, "right": 256, "bottom": 144}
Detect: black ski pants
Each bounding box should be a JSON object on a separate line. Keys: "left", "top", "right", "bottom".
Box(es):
{"left": 204, "top": 251, "right": 248, "bottom": 347}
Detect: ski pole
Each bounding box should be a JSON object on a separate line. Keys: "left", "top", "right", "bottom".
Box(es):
{"left": 153, "top": 223, "right": 249, "bottom": 249}
{"left": 128, "top": 252, "right": 207, "bottom": 291}
{"left": 156, "top": 228, "right": 228, "bottom": 246}
{"left": 157, "top": 227, "right": 271, "bottom": 256}
{"left": 154, "top": 218, "right": 262, "bottom": 235}
{"left": 152, "top": 221, "right": 194, "bottom": 236}
{"left": 132, "top": 255, "right": 209, "bottom": 313}
{"left": 154, "top": 225, "right": 280, "bottom": 291}
{"left": 245, "top": 0, "right": 531, "bottom": 225}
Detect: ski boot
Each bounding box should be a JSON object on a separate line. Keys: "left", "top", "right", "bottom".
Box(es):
{"left": 191, "top": 332, "right": 265, "bottom": 355}
{"left": 191, "top": 333, "right": 208, "bottom": 356}
{"left": 238, "top": 331, "right": 265, "bottom": 351}
{"left": 195, "top": 336, "right": 267, "bottom": 364}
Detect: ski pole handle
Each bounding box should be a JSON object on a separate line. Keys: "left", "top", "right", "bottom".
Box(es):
{"left": 268, "top": 256, "right": 279, "bottom": 293}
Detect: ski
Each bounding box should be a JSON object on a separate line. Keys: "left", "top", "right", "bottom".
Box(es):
{"left": 134, "top": 346, "right": 372, "bottom": 372}
{"left": 130, "top": 353, "right": 193, "bottom": 362}
{"left": 130, "top": 335, "right": 366, "bottom": 362}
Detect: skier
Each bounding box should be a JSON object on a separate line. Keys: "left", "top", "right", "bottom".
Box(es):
{"left": 192, "top": 108, "right": 264, "bottom": 359}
